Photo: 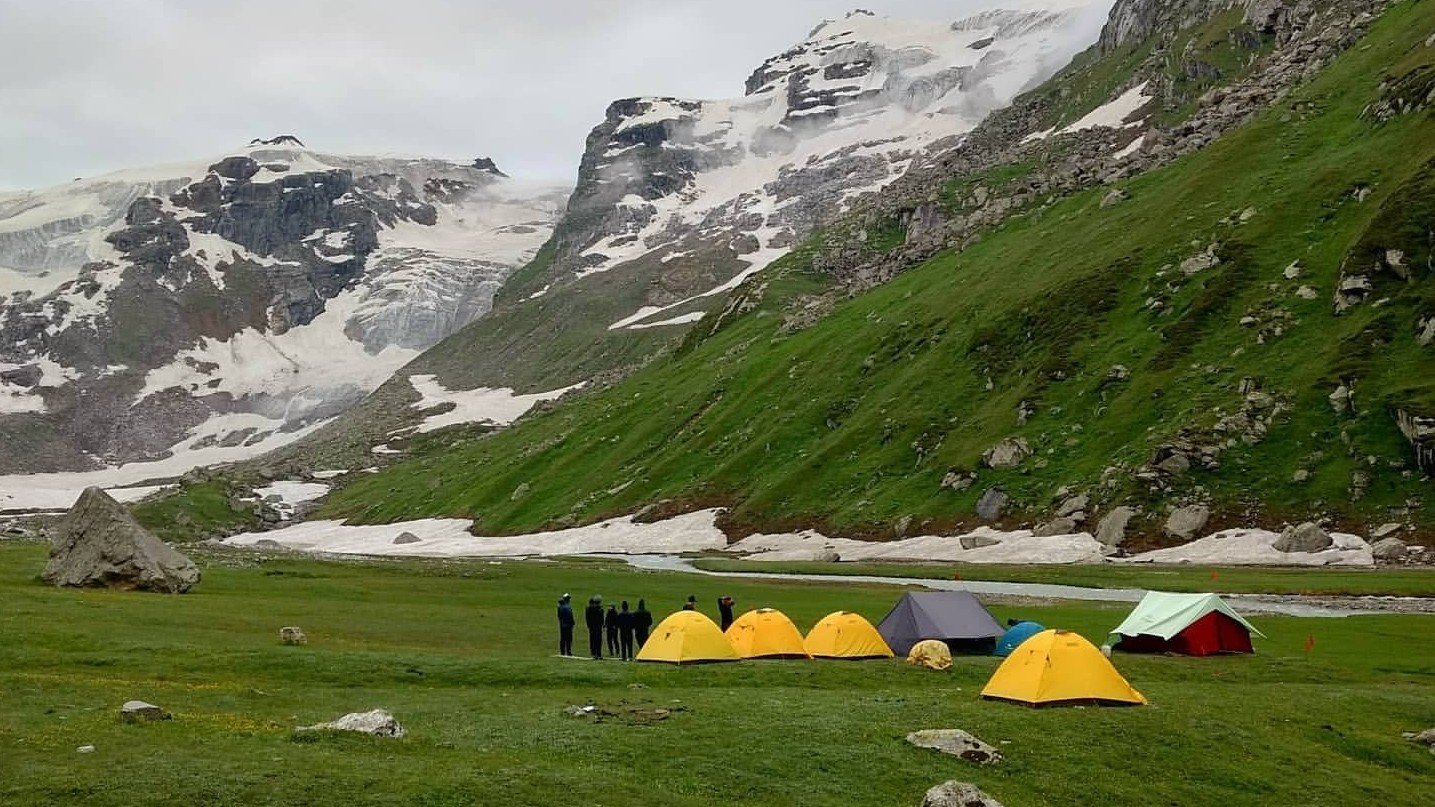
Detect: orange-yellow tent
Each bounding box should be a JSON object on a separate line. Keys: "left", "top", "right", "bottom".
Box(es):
{"left": 981, "top": 629, "right": 1146, "bottom": 707}
{"left": 803, "top": 611, "right": 894, "bottom": 660}
{"left": 636, "top": 610, "right": 740, "bottom": 665}
{"left": 906, "top": 639, "right": 953, "bottom": 671}
{"left": 725, "top": 608, "right": 810, "bottom": 659}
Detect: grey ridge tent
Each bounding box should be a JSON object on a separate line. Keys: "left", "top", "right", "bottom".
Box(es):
{"left": 877, "top": 591, "right": 1005, "bottom": 655}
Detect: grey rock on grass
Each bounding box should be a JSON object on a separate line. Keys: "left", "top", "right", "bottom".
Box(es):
{"left": 43, "top": 487, "right": 199, "bottom": 594}
{"left": 921, "top": 780, "right": 1005, "bottom": 807}
{"left": 298, "top": 709, "right": 405, "bottom": 738}
{"left": 906, "top": 729, "right": 1003, "bottom": 765}
{"left": 1275, "top": 522, "right": 1333, "bottom": 553}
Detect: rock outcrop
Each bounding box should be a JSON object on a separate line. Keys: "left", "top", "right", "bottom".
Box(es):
{"left": 42, "top": 487, "right": 199, "bottom": 593}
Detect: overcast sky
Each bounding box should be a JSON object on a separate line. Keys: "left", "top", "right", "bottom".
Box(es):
{"left": 0, "top": 0, "right": 1109, "bottom": 191}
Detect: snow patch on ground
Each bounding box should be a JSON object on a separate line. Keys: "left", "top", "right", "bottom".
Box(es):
{"left": 254, "top": 480, "right": 330, "bottom": 520}
{"left": 1060, "top": 82, "right": 1151, "bottom": 134}
{"left": 223, "top": 509, "right": 729, "bottom": 557}
{"left": 727, "top": 527, "right": 1107, "bottom": 564}
{"left": 1123, "top": 529, "right": 1374, "bottom": 567}
{"left": 626, "top": 311, "right": 707, "bottom": 330}
{"left": 408, "top": 374, "right": 584, "bottom": 433}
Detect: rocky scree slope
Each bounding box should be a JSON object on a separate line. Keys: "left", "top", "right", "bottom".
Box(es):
{"left": 248, "top": 4, "right": 1111, "bottom": 472}
{"left": 0, "top": 140, "right": 564, "bottom": 476}
{"left": 321, "top": 0, "right": 1435, "bottom": 545}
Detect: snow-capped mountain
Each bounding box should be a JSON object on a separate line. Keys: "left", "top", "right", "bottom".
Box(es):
{"left": 517, "top": 4, "right": 1105, "bottom": 331}
{"left": 0, "top": 137, "right": 566, "bottom": 475}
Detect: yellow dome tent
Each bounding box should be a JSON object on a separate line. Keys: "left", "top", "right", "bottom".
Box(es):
{"left": 981, "top": 629, "right": 1146, "bottom": 707}
{"left": 725, "top": 608, "right": 811, "bottom": 659}
{"left": 803, "top": 611, "right": 894, "bottom": 660}
{"left": 636, "top": 610, "right": 741, "bottom": 665}
{"left": 906, "top": 639, "right": 953, "bottom": 671}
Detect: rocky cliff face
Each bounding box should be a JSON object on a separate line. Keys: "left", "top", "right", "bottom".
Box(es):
{"left": 0, "top": 142, "right": 565, "bottom": 474}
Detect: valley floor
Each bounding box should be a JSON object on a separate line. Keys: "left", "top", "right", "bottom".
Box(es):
{"left": 0, "top": 542, "right": 1431, "bottom": 806}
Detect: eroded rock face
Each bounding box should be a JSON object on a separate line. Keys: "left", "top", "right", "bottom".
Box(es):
{"left": 43, "top": 487, "right": 199, "bottom": 593}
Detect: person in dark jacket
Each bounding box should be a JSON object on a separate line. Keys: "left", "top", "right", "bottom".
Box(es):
{"left": 683, "top": 595, "right": 697, "bottom": 611}
{"left": 584, "top": 595, "right": 604, "bottom": 659}
{"left": 618, "top": 601, "right": 636, "bottom": 661}
{"left": 557, "top": 593, "right": 575, "bottom": 656}
{"left": 605, "top": 605, "right": 620, "bottom": 656}
{"left": 634, "top": 599, "right": 654, "bottom": 649}
{"left": 718, "top": 595, "right": 736, "bottom": 631}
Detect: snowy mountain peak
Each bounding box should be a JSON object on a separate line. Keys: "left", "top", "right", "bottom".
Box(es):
{"left": 532, "top": 2, "right": 1106, "bottom": 331}
{"left": 0, "top": 142, "right": 567, "bottom": 474}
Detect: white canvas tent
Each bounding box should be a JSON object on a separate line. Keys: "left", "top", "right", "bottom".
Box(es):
{"left": 1110, "top": 592, "right": 1263, "bottom": 656}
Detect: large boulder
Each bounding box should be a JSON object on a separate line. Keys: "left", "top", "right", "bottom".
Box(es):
{"left": 43, "top": 488, "right": 199, "bottom": 594}
{"left": 1096, "top": 506, "right": 1138, "bottom": 546}
{"left": 975, "top": 489, "right": 1009, "bottom": 521}
{"left": 1370, "top": 537, "right": 1408, "bottom": 561}
{"left": 1274, "top": 522, "right": 1333, "bottom": 553}
{"left": 1164, "top": 505, "right": 1210, "bottom": 540}
{"left": 906, "top": 729, "right": 1003, "bottom": 765}
{"left": 1033, "top": 518, "right": 1078, "bottom": 538}
{"left": 921, "top": 781, "right": 1005, "bottom": 807}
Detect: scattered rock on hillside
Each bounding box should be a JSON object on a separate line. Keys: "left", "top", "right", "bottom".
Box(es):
{"left": 941, "top": 470, "right": 976, "bottom": 491}
{"left": 1096, "top": 506, "right": 1138, "bottom": 546}
{"left": 254, "top": 539, "right": 285, "bottom": 551}
{"left": 815, "top": 549, "right": 842, "bottom": 563}
{"left": 906, "top": 729, "right": 1002, "bottom": 765}
{"left": 1371, "top": 537, "right": 1408, "bottom": 560}
{"left": 1103, "top": 364, "right": 1131, "bottom": 385}
{"left": 298, "top": 709, "right": 405, "bottom": 738}
{"left": 1100, "top": 189, "right": 1129, "bottom": 208}
{"left": 1056, "top": 495, "right": 1089, "bottom": 519}
{"left": 1274, "top": 522, "right": 1333, "bottom": 553}
{"left": 1179, "top": 244, "right": 1221, "bottom": 275}
{"left": 43, "top": 487, "right": 199, "bottom": 594}
{"left": 921, "top": 781, "right": 1005, "bottom": 807}
{"left": 1329, "top": 385, "right": 1354, "bottom": 415}
{"left": 120, "top": 701, "right": 171, "bottom": 724}
{"left": 982, "top": 438, "right": 1031, "bottom": 470}
{"left": 960, "top": 534, "right": 1000, "bottom": 550}
{"left": 1295, "top": 285, "right": 1319, "bottom": 300}
{"left": 1164, "top": 505, "right": 1210, "bottom": 540}
{"left": 1033, "top": 518, "right": 1078, "bottom": 537}
{"left": 280, "top": 627, "right": 308, "bottom": 646}
{"left": 975, "top": 489, "right": 1009, "bottom": 521}
{"left": 1371, "top": 523, "right": 1404, "bottom": 539}
{"left": 393, "top": 531, "right": 421, "bottom": 545}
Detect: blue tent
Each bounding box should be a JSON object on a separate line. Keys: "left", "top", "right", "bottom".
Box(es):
{"left": 994, "top": 621, "right": 1045, "bottom": 657}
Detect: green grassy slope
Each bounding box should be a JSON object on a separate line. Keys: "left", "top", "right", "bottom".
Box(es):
{"left": 323, "top": 3, "right": 1435, "bottom": 539}
{"left": 1, "top": 544, "right": 1430, "bottom": 806}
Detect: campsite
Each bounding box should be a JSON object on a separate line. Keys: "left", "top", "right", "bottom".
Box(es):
{"left": 0, "top": 540, "right": 1430, "bottom": 806}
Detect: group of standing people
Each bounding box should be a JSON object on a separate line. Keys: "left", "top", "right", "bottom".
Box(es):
{"left": 558, "top": 592, "right": 738, "bottom": 659}
{"left": 556, "top": 594, "right": 654, "bottom": 660}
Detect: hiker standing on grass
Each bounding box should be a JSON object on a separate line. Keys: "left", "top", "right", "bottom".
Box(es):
{"left": 634, "top": 599, "right": 654, "bottom": 649}
{"left": 683, "top": 595, "right": 697, "bottom": 611}
{"left": 585, "top": 595, "right": 605, "bottom": 659}
{"left": 718, "top": 595, "right": 736, "bottom": 631}
{"left": 605, "top": 604, "right": 620, "bottom": 657}
{"left": 618, "top": 601, "right": 636, "bottom": 661}
{"left": 557, "top": 593, "right": 575, "bottom": 657}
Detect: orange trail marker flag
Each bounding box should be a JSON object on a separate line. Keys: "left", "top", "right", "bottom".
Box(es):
{"left": 1304, "top": 634, "right": 1316, "bottom": 653}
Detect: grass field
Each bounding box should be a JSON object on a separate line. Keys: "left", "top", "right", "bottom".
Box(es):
{"left": 1, "top": 542, "right": 1431, "bottom": 806}
{"left": 690, "top": 558, "right": 1435, "bottom": 597}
